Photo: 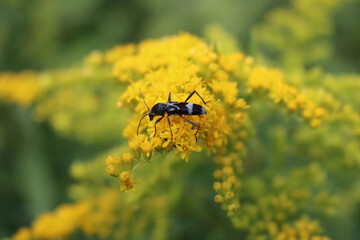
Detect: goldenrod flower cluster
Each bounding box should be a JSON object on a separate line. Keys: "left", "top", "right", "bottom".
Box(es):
{"left": 274, "top": 216, "right": 329, "bottom": 240}
{"left": 213, "top": 154, "right": 242, "bottom": 216}
{"left": 0, "top": 71, "right": 44, "bottom": 106}
{"left": 101, "top": 33, "right": 256, "bottom": 192}
{"left": 246, "top": 66, "right": 326, "bottom": 128}
{"left": 9, "top": 191, "right": 120, "bottom": 240}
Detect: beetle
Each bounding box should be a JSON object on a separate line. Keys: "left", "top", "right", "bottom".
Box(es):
{"left": 137, "top": 89, "right": 207, "bottom": 144}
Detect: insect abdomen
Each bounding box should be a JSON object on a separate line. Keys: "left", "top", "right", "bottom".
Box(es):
{"left": 188, "top": 103, "right": 206, "bottom": 115}
{"left": 166, "top": 102, "right": 206, "bottom": 115}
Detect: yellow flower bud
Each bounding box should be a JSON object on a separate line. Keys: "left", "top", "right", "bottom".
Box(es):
{"left": 214, "top": 195, "right": 224, "bottom": 203}
{"left": 302, "top": 109, "right": 312, "bottom": 119}
{"left": 119, "top": 171, "right": 130, "bottom": 181}
{"left": 222, "top": 166, "right": 234, "bottom": 176}
{"left": 310, "top": 119, "right": 321, "bottom": 129}
{"left": 141, "top": 141, "right": 153, "bottom": 156}
{"left": 228, "top": 203, "right": 238, "bottom": 212}
{"left": 113, "top": 156, "right": 121, "bottom": 165}
{"left": 106, "top": 165, "right": 118, "bottom": 177}
{"left": 287, "top": 100, "right": 297, "bottom": 111}
{"left": 314, "top": 107, "right": 325, "bottom": 118}
{"left": 122, "top": 152, "right": 133, "bottom": 163}
{"left": 225, "top": 191, "right": 235, "bottom": 201}
{"left": 235, "top": 142, "right": 245, "bottom": 150}
{"left": 106, "top": 156, "right": 114, "bottom": 165}
{"left": 234, "top": 98, "right": 250, "bottom": 110}
{"left": 213, "top": 182, "right": 222, "bottom": 192}
{"left": 213, "top": 170, "right": 223, "bottom": 179}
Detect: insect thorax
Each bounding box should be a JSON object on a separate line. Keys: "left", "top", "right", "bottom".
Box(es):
{"left": 151, "top": 103, "right": 166, "bottom": 115}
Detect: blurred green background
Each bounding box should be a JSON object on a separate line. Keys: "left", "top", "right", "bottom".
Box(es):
{"left": 1, "top": 0, "right": 360, "bottom": 238}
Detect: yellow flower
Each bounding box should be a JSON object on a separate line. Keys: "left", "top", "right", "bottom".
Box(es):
{"left": 213, "top": 169, "right": 223, "bottom": 179}
{"left": 302, "top": 109, "right": 313, "bottom": 119}
{"left": 219, "top": 52, "right": 244, "bottom": 72}
{"left": 118, "top": 171, "right": 140, "bottom": 193}
{"left": 0, "top": 71, "right": 44, "bottom": 106}
{"left": 213, "top": 182, "right": 222, "bottom": 192}
{"left": 106, "top": 165, "right": 118, "bottom": 177}
{"left": 122, "top": 152, "right": 133, "bottom": 164}
{"left": 287, "top": 100, "right": 297, "bottom": 111}
{"left": 141, "top": 140, "right": 153, "bottom": 157}
{"left": 119, "top": 171, "right": 130, "bottom": 181}
{"left": 225, "top": 191, "right": 235, "bottom": 201}
{"left": 314, "top": 107, "right": 325, "bottom": 118}
{"left": 228, "top": 203, "right": 238, "bottom": 212}
{"left": 235, "top": 98, "right": 250, "bottom": 110}
{"left": 214, "top": 195, "right": 224, "bottom": 203}
{"left": 128, "top": 134, "right": 146, "bottom": 151}
{"left": 222, "top": 166, "right": 234, "bottom": 176}
{"left": 310, "top": 119, "right": 322, "bottom": 129}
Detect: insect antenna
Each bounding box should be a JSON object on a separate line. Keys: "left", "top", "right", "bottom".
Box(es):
{"left": 137, "top": 113, "right": 149, "bottom": 135}
{"left": 137, "top": 89, "right": 151, "bottom": 135}
{"left": 139, "top": 89, "right": 150, "bottom": 112}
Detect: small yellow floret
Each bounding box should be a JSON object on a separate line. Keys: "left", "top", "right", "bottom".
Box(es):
{"left": 310, "top": 119, "right": 321, "bottom": 129}
{"left": 150, "top": 137, "right": 163, "bottom": 148}
{"left": 119, "top": 171, "right": 130, "bottom": 181}
{"left": 214, "top": 195, "right": 224, "bottom": 203}
{"left": 106, "top": 156, "right": 114, "bottom": 165}
{"left": 222, "top": 181, "right": 232, "bottom": 191}
{"left": 287, "top": 100, "right": 297, "bottom": 111}
{"left": 235, "top": 142, "right": 245, "bottom": 150}
{"left": 302, "top": 109, "right": 312, "bottom": 119}
{"left": 225, "top": 191, "right": 235, "bottom": 201}
{"left": 213, "top": 182, "right": 222, "bottom": 192}
{"left": 228, "top": 203, "right": 238, "bottom": 212}
{"left": 117, "top": 101, "right": 123, "bottom": 109}
{"left": 314, "top": 107, "right": 325, "bottom": 118}
{"left": 235, "top": 98, "right": 250, "bottom": 110}
{"left": 141, "top": 141, "right": 153, "bottom": 157}
{"left": 239, "top": 130, "right": 248, "bottom": 139}
{"left": 228, "top": 176, "right": 237, "bottom": 185}
{"left": 213, "top": 170, "right": 223, "bottom": 179}
{"left": 106, "top": 165, "right": 118, "bottom": 177}
{"left": 222, "top": 166, "right": 234, "bottom": 176}
{"left": 122, "top": 152, "right": 133, "bottom": 163}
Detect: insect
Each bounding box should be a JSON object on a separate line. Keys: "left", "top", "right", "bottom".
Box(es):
{"left": 137, "top": 89, "right": 207, "bottom": 144}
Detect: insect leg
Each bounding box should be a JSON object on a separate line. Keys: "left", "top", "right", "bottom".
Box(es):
{"left": 153, "top": 115, "right": 164, "bottom": 137}
{"left": 167, "top": 116, "right": 173, "bottom": 145}
{"left": 180, "top": 116, "right": 200, "bottom": 142}
{"left": 168, "top": 92, "right": 171, "bottom": 102}
{"left": 184, "top": 91, "right": 207, "bottom": 105}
